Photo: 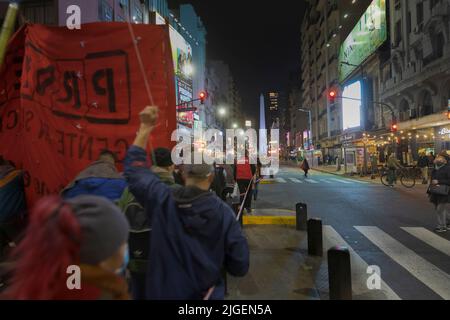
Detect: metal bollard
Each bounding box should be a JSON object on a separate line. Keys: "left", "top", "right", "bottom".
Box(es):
{"left": 296, "top": 203, "right": 308, "bottom": 231}
{"left": 307, "top": 219, "right": 323, "bottom": 256}
{"left": 327, "top": 246, "right": 352, "bottom": 300}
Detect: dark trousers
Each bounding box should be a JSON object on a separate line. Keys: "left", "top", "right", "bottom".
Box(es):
{"left": 237, "top": 179, "right": 253, "bottom": 210}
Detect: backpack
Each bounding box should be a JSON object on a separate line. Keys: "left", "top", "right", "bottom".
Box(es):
{"left": 118, "top": 188, "right": 151, "bottom": 274}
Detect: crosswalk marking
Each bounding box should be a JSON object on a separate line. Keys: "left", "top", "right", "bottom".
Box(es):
{"left": 343, "top": 179, "right": 368, "bottom": 184}
{"left": 401, "top": 227, "right": 450, "bottom": 256}
{"left": 330, "top": 178, "right": 353, "bottom": 184}
{"left": 320, "top": 179, "right": 333, "bottom": 184}
{"left": 355, "top": 226, "right": 450, "bottom": 300}
{"left": 324, "top": 226, "right": 401, "bottom": 300}
{"left": 289, "top": 178, "right": 303, "bottom": 183}
{"left": 275, "top": 178, "right": 287, "bottom": 183}
{"left": 305, "top": 178, "right": 319, "bottom": 184}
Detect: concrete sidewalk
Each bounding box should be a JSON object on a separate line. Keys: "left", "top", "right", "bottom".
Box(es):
{"left": 227, "top": 224, "right": 399, "bottom": 300}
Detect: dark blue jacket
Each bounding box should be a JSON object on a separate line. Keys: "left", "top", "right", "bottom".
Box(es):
{"left": 124, "top": 146, "right": 249, "bottom": 300}
{"left": 62, "top": 177, "right": 127, "bottom": 201}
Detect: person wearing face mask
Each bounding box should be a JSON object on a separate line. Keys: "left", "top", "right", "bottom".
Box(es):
{"left": 428, "top": 156, "right": 450, "bottom": 233}
{"left": 2, "top": 195, "right": 131, "bottom": 300}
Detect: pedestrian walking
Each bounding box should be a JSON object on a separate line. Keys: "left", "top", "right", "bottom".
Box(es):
{"left": 234, "top": 152, "right": 256, "bottom": 214}
{"left": 124, "top": 106, "right": 249, "bottom": 300}
{"left": 3, "top": 195, "right": 130, "bottom": 300}
{"left": 428, "top": 155, "right": 450, "bottom": 233}
{"left": 418, "top": 152, "right": 431, "bottom": 184}
{"left": 118, "top": 147, "right": 177, "bottom": 300}
{"left": 300, "top": 157, "right": 310, "bottom": 178}
{"left": 61, "top": 150, "right": 127, "bottom": 202}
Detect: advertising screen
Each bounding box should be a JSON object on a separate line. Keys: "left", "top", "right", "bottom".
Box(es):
{"left": 169, "top": 25, "right": 194, "bottom": 128}
{"left": 338, "top": 0, "right": 387, "bottom": 82}
{"left": 342, "top": 80, "right": 362, "bottom": 131}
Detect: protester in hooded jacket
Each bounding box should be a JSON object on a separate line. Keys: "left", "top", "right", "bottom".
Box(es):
{"left": 124, "top": 106, "right": 249, "bottom": 300}
{"left": 2, "top": 195, "right": 130, "bottom": 300}
{"left": 0, "top": 157, "right": 27, "bottom": 262}
{"left": 118, "top": 147, "right": 177, "bottom": 300}
{"left": 61, "top": 150, "right": 127, "bottom": 202}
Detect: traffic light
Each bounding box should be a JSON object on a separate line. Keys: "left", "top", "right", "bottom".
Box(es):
{"left": 199, "top": 91, "right": 207, "bottom": 104}
{"left": 328, "top": 89, "right": 337, "bottom": 103}
{"left": 391, "top": 122, "right": 398, "bottom": 133}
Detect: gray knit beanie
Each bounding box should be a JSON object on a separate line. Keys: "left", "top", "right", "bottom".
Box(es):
{"left": 66, "top": 196, "right": 129, "bottom": 265}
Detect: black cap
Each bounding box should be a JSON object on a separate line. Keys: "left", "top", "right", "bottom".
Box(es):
{"left": 154, "top": 148, "right": 173, "bottom": 167}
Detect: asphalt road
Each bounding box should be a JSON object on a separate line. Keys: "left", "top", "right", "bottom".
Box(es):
{"left": 246, "top": 166, "right": 450, "bottom": 300}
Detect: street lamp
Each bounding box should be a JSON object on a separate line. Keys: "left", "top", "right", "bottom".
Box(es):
{"left": 298, "top": 108, "right": 313, "bottom": 148}
{"left": 218, "top": 108, "right": 226, "bottom": 116}
{"left": 232, "top": 123, "right": 238, "bottom": 129}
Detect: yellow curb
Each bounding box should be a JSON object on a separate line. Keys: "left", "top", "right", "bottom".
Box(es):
{"left": 243, "top": 216, "right": 296, "bottom": 225}
{"left": 259, "top": 180, "right": 277, "bottom": 185}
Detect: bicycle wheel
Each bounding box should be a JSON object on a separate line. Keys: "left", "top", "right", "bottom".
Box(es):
{"left": 381, "top": 173, "right": 390, "bottom": 186}
{"left": 401, "top": 173, "right": 416, "bottom": 188}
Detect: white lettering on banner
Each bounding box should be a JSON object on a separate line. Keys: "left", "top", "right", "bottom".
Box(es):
{"left": 66, "top": 5, "right": 81, "bottom": 30}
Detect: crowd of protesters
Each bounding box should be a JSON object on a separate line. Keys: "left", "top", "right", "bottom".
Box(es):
{"left": 0, "top": 106, "right": 250, "bottom": 300}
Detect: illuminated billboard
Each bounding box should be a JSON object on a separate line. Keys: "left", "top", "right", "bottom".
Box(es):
{"left": 338, "top": 0, "right": 387, "bottom": 82}
{"left": 169, "top": 25, "right": 194, "bottom": 128}
{"left": 342, "top": 80, "right": 362, "bottom": 131}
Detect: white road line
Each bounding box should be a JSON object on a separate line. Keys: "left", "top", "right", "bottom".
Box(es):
{"left": 355, "top": 226, "right": 450, "bottom": 300}
{"left": 330, "top": 178, "right": 354, "bottom": 184}
{"left": 276, "top": 178, "right": 287, "bottom": 183}
{"left": 401, "top": 227, "right": 450, "bottom": 256}
{"left": 289, "top": 178, "right": 303, "bottom": 183}
{"left": 320, "top": 180, "right": 333, "bottom": 184}
{"left": 343, "top": 179, "right": 369, "bottom": 184}
{"left": 323, "top": 226, "right": 400, "bottom": 300}
{"left": 305, "top": 178, "right": 319, "bottom": 184}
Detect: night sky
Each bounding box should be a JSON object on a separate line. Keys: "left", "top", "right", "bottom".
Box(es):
{"left": 168, "top": 0, "right": 306, "bottom": 121}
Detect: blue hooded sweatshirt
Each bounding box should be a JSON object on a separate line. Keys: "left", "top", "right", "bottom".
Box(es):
{"left": 124, "top": 146, "right": 249, "bottom": 300}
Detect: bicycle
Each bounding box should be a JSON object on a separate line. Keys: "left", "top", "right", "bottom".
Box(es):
{"left": 380, "top": 166, "right": 416, "bottom": 188}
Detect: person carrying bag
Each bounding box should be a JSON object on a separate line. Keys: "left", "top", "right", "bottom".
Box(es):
{"left": 427, "top": 155, "right": 450, "bottom": 233}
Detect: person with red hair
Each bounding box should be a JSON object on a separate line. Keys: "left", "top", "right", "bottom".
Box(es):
{"left": 2, "top": 195, "right": 130, "bottom": 300}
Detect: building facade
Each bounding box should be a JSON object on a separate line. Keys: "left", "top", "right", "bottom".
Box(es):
{"left": 381, "top": 0, "right": 450, "bottom": 164}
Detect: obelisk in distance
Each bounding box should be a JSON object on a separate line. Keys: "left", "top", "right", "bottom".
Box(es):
{"left": 259, "top": 93, "right": 268, "bottom": 158}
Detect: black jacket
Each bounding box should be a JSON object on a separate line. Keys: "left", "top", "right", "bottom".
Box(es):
{"left": 429, "top": 164, "right": 450, "bottom": 205}
{"left": 417, "top": 156, "right": 430, "bottom": 168}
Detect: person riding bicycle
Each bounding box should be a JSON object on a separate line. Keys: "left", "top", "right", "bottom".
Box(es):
{"left": 387, "top": 153, "right": 403, "bottom": 187}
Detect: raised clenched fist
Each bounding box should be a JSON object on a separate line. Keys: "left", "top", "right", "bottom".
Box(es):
{"left": 139, "top": 106, "right": 159, "bottom": 128}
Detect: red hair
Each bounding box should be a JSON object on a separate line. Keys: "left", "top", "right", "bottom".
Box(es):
{"left": 4, "top": 196, "right": 81, "bottom": 300}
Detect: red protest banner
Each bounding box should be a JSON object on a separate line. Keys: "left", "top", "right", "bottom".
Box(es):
{"left": 0, "top": 23, "right": 177, "bottom": 205}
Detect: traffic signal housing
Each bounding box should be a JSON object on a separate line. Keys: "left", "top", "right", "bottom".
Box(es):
{"left": 199, "top": 91, "right": 207, "bottom": 105}
{"left": 391, "top": 122, "right": 398, "bottom": 133}
{"left": 328, "top": 89, "right": 337, "bottom": 103}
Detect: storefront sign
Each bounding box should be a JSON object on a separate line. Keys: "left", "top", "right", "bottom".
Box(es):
{"left": 438, "top": 127, "right": 450, "bottom": 139}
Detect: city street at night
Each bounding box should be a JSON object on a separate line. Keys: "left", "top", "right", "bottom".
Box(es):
{"left": 229, "top": 166, "right": 450, "bottom": 300}
{"left": 1, "top": 0, "right": 450, "bottom": 313}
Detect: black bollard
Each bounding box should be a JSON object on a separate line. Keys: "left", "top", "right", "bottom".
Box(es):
{"left": 327, "top": 246, "right": 352, "bottom": 300}
{"left": 296, "top": 203, "right": 308, "bottom": 231}
{"left": 307, "top": 219, "right": 323, "bottom": 256}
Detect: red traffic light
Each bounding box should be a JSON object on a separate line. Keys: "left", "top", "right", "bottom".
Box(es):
{"left": 328, "top": 89, "right": 337, "bottom": 102}
{"left": 199, "top": 91, "right": 207, "bottom": 104}
{"left": 391, "top": 123, "right": 398, "bottom": 132}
